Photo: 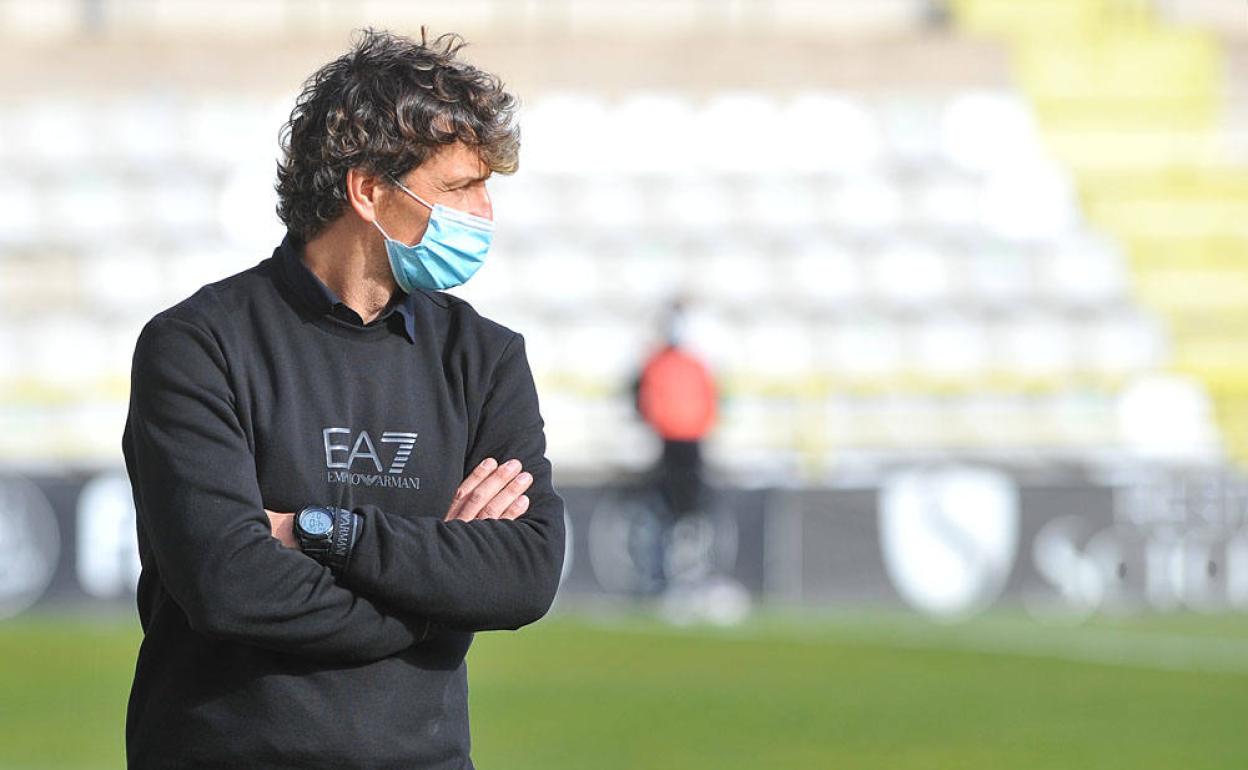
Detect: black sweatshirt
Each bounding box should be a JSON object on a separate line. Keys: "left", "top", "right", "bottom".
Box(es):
{"left": 121, "top": 232, "right": 566, "bottom": 769}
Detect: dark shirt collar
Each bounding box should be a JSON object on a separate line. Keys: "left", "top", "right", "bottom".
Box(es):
{"left": 277, "top": 231, "right": 417, "bottom": 344}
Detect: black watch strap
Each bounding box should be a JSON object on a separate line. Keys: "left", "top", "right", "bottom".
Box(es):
{"left": 323, "top": 507, "right": 362, "bottom": 576}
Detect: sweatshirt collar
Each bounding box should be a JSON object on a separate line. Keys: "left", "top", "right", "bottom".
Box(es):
{"left": 277, "top": 231, "right": 417, "bottom": 344}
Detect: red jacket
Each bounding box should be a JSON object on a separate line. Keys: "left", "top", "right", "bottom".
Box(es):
{"left": 636, "top": 346, "right": 718, "bottom": 441}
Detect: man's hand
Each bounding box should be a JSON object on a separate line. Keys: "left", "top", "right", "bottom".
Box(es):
{"left": 265, "top": 456, "right": 529, "bottom": 546}
{"left": 266, "top": 509, "right": 299, "bottom": 549}
{"left": 444, "top": 457, "right": 531, "bottom": 522}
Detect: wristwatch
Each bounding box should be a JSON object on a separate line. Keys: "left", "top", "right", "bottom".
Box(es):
{"left": 294, "top": 505, "right": 360, "bottom": 574}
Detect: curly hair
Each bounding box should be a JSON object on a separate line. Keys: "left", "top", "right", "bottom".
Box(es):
{"left": 275, "top": 27, "right": 520, "bottom": 241}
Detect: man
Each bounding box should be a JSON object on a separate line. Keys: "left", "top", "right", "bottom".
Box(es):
{"left": 630, "top": 296, "right": 719, "bottom": 593}
{"left": 121, "top": 28, "right": 565, "bottom": 769}
{"left": 633, "top": 296, "right": 718, "bottom": 526}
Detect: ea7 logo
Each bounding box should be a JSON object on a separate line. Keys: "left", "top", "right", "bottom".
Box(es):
{"left": 323, "top": 428, "right": 419, "bottom": 475}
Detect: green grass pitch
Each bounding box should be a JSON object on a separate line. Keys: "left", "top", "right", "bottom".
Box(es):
{"left": 1, "top": 606, "right": 1246, "bottom": 769}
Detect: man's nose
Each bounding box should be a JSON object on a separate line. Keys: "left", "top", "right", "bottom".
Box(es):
{"left": 469, "top": 186, "right": 493, "bottom": 221}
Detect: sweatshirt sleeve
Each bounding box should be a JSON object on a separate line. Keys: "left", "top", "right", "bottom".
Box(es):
{"left": 341, "top": 332, "right": 567, "bottom": 632}
{"left": 124, "top": 314, "right": 429, "bottom": 663}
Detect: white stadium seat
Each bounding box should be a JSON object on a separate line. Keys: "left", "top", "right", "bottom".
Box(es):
{"left": 866, "top": 239, "right": 955, "bottom": 308}
{"left": 695, "top": 93, "right": 783, "bottom": 175}
{"left": 963, "top": 242, "right": 1037, "bottom": 308}
{"left": 981, "top": 158, "right": 1080, "bottom": 239}
{"left": 141, "top": 176, "right": 218, "bottom": 232}
{"left": 780, "top": 93, "right": 885, "bottom": 174}
{"left": 0, "top": 174, "right": 40, "bottom": 244}
{"left": 78, "top": 248, "right": 164, "bottom": 314}
{"left": 1037, "top": 236, "right": 1129, "bottom": 307}
{"left": 907, "top": 173, "right": 982, "bottom": 228}
{"left": 739, "top": 176, "right": 819, "bottom": 227}
{"left": 518, "top": 93, "right": 610, "bottom": 175}
{"left": 739, "top": 316, "right": 816, "bottom": 382}
{"left": 557, "top": 317, "right": 651, "bottom": 385}
{"left": 488, "top": 173, "right": 563, "bottom": 230}
{"left": 1117, "top": 374, "right": 1222, "bottom": 463}
{"left": 781, "top": 238, "right": 866, "bottom": 306}
{"left": 654, "top": 176, "right": 734, "bottom": 229}
{"left": 698, "top": 242, "right": 777, "bottom": 306}
{"left": 825, "top": 315, "right": 905, "bottom": 379}
{"left": 572, "top": 177, "right": 648, "bottom": 228}
{"left": 941, "top": 91, "right": 1045, "bottom": 172}
{"left": 994, "top": 312, "right": 1075, "bottom": 379}
{"left": 878, "top": 95, "right": 947, "bottom": 165}
{"left": 1081, "top": 312, "right": 1169, "bottom": 377}
{"left": 517, "top": 242, "right": 607, "bottom": 308}
{"left": 48, "top": 174, "right": 130, "bottom": 237}
{"left": 606, "top": 93, "right": 697, "bottom": 176}
{"left": 908, "top": 313, "right": 990, "bottom": 380}
{"left": 100, "top": 96, "right": 181, "bottom": 167}
{"left": 823, "top": 173, "right": 905, "bottom": 231}
{"left": 11, "top": 99, "right": 96, "bottom": 166}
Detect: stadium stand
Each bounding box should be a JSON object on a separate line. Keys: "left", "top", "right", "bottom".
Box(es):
{"left": 952, "top": 0, "right": 1248, "bottom": 465}
{"left": 0, "top": 0, "right": 1239, "bottom": 479}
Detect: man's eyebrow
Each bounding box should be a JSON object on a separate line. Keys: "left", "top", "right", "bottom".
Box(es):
{"left": 443, "top": 170, "right": 493, "bottom": 186}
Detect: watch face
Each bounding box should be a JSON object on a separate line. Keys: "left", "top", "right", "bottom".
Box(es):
{"left": 299, "top": 508, "right": 334, "bottom": 536}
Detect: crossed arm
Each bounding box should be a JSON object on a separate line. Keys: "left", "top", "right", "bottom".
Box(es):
{"left": 124, "top": 315, "right": 564, "bottom": 665}
{"left": 268, "top": 455, "right": 536, "bottom": 546}
{"left": 266, "top": 451, "right": 556, "bottom": 632}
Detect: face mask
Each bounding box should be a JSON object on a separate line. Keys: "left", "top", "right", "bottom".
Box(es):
{"left": 373, "top": 176, "right": 494, "bottom": 292}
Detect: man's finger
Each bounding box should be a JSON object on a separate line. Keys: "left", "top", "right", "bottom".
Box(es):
{"left": 450, "top": 460, "right": 523, "bottom": 522}
{"left": 445, "top": 457, "right": 498, "bottom": 521}
{"left": 499, "top": 494, "right": 530, "bottom": 521}
{"left": 477, "top": 471, "right": 532, "bottom": 520}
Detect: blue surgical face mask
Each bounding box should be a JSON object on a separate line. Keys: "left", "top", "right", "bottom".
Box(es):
{"left": 373, "top": 176, "right": 494, "bottom": 292}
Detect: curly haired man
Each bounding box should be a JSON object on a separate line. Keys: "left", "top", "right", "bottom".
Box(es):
{"left": 122, "top": 28, "right": 565, "bottom": 769}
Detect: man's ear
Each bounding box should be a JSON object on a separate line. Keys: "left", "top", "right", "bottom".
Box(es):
{"left": 345, "top": 167, "right": 382, "bottom": 223}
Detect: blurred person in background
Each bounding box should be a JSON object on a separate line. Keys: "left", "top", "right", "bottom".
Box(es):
{"left": 121, "top": 28, "right": 564, "bottom": 769}
{"left": 631, "top": 296, "right": 720, "bottom": 594}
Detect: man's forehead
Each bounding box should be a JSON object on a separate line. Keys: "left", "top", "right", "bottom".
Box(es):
{"left": 424, "top": 142, "right": 490, "bottom": 182}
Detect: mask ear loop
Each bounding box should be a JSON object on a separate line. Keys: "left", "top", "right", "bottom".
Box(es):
{"left": 388, "top": 175, "right": 435, "bottom": 211}
{"left": 373, "top": 218, "right": 396, "bottom": 241}
{"left": 376, "top": 175, "right": 434, "bottom": 245}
